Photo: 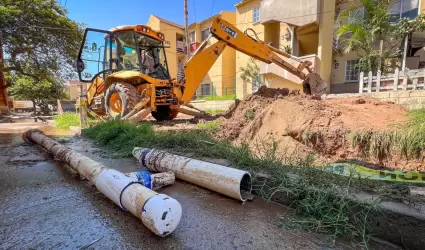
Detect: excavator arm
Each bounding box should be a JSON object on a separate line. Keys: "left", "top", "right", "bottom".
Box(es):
{"left": 181, "top": 17, "right": 327, "bottom": 105}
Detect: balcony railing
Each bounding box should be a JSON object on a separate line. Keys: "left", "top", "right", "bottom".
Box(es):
{"left": 176, "top": 41, "right": 186, "bottom": 54}
{"left": 260, "top": 54, "right": 318, "bottom": 85}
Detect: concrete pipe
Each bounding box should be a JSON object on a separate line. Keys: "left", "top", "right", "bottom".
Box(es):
{"left": 133, "top": 148, "right": 253, "bottom": 202}
{"left": 23, "top": 130, "right": 182, "bottom": 237}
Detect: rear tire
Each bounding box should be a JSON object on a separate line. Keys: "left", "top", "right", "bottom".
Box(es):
{"left": 151, "top": 106, "right": 179, "bottom": 121}
{"left": 105, "top": 82, "right": 140, "bottom": 120}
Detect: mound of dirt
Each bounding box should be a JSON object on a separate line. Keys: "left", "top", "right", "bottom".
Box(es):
{"left": 216, "top": 86, "right": 409, "bottom": 167}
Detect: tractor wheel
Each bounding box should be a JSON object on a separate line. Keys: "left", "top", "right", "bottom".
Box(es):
{"left": 151, "top": 106, "right": 179, "bottom": 121}
{"left": 105, "top": 82, "right": 140, "bottom": 120}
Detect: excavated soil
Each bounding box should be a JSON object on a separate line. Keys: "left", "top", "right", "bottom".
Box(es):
{"left": 216, "top": 86, "right": 413, "bottom": 169}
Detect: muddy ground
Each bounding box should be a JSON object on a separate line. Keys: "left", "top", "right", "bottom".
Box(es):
{"left": 0, "top": 117, "right": 401, "bottom": 249}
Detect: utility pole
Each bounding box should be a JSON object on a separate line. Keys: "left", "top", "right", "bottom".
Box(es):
{"left": 184, "top": 0, "right": 190, "bottom": 57}
{"left": 79, "top": 82, "right": 88, "bottom": 129}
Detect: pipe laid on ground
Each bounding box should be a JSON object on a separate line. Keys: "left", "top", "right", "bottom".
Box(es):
{"left": 122, "top": 97, "right": 151, "bottom": 120}
{"left": 132, "top": 148, "right": 252, "bottom": 202}
{"left": 125, "top": 171, "right": 175, "bottom": 190}
{"left": 23, "top": 130, "right": 182, "bottom": 237}
{"left": 178, "top": 107, "right": 206, "bottom": 117}
{"left": 127, "top": 107, "right": 152, "bottom": 124}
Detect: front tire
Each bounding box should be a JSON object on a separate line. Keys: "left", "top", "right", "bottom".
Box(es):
{"left": 105, "top": 82, "right": 140, "bottom": 120}
{"left": 151, "top": 106, "right": 179, "bottom": 121}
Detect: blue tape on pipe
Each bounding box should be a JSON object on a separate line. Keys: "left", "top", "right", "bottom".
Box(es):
{"left": 140, "top": 149, "right": 150, "bottom": 168}
{"left": 135, "top": 170, "right": 152, "bottom": 189}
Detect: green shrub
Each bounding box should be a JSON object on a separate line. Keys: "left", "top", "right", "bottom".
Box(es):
{"left": 54, "top": 112, "right": 80, "bottom": 129}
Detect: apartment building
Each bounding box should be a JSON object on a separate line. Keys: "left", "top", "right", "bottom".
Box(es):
{"left": 331, "top": 0, "right": 425, "bottom": 93}
{"left": 147, "top": 15, "right": 186, "bottom": 80}
{"left": 187, "top": 11, "right": 237, "bottom": 97}
{"left": 235, "top": 0, "right": 425, "bottom": 97}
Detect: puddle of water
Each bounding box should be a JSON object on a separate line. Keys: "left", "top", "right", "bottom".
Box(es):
{"left": 0, "top": 118, "right": 74, "bottom": 136}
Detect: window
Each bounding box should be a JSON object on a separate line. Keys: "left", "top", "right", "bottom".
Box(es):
{"left": 201, "top": 83, "right": 210, "bottom": 96}
{"left": 201, "top": 29, "right": 210, "bottom": 42}
{"left": 253, "top": 7, "right": 260, "bottom": 23}
{"left": 189, "top": 31, "right": 196, "bottom": 44}
{"left": 389, "top": 0, "right": 419, "bottom": 22}
{"left": 348, "top": 7, "right": 365, "bottom": 24}
{"left": 345, "top": 60, "right": 360, "bottom": 82}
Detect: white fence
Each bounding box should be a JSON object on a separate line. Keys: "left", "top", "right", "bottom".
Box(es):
{"left": 359, "top": 68, "right": 425, "bottom": 93}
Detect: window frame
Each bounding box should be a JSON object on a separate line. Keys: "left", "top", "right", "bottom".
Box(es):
{"left": 201, "top": 28, "right": 210, "bottom": 42}
{"left": 344, "top": 60, "right": 360, "bottom": 83}
{"left": 188, "top": 31, "right": 196, "bottom": 44}
{"left": 201, "top": 83, "right": 211, "bottom": 96}
{"left": 389, "top": 0, "right": 420, "bottom": 22}
{"left": 348, "top": 6, "right": 365, "bottom": 25}
{"left": 253, "top": 7, "right": 260, "bottom": 23}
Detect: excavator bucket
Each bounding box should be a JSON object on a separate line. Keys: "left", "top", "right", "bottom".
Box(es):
{"left": 302, "top": 73, "right": 327, "bottom": 96}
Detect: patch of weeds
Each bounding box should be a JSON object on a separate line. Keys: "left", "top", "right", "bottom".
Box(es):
{"left": 349, "top": 109, "right": 425, "bottom": 160}
{"left": 349, "top": 126, "right": 425, "bottom": 160}
{"left": 54, "top": 112, "right": 80, "bottom": 129}
{"left": 196, "top": 120, "right": 221, "bottom": 130}
{"left": 204, "top": 108, "right": 225, "bottom": 115}
{"left": 196, "top": 95, "right": 235, "bottom": 101}
{"left": 244, "top": 109, "right": 254, "bottom": 121}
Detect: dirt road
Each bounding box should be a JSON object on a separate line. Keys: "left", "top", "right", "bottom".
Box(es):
{"left": 0, "top": 119, "right": 398, "bottom": 249}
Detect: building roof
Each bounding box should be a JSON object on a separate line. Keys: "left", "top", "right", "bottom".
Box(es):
{"left": 188, "top": 14, "right": 220, "bottom": 28}
{"left": 235, "top": 0, "right": 253, "bottom": 7}
{"left": 152, "top": 15, "right": 184, "bottom": 30}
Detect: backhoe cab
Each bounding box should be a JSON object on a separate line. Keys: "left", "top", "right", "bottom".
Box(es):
{"left": 76, "top": 18, "right": 327, "bottom": 123}
{"left": 76, "top": 25, "right": 181, "bottom": 121}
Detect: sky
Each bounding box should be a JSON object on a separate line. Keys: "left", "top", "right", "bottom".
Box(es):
{"left": 62, "top": 0, "right": 240, "bottom": 30}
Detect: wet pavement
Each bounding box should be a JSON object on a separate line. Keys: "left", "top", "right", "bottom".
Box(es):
{"left": 0, "top": 119, "right": 400, "bottom": 249}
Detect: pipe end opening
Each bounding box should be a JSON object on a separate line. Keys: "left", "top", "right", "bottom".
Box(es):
{"left": 240, "top": 173, "right": 253, "bottom": 201}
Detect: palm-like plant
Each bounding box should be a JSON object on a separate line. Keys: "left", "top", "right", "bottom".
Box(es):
{"left": 336, "top": 0, "right": 425, "bottom": 73}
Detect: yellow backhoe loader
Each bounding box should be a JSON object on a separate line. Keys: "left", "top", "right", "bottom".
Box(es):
{"left": 76, "top": 18, "right": 327, "bottom": 123}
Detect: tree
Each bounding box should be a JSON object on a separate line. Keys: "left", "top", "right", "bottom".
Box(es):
{"left": 0, "top": 0, "right": 83, "bottom": 84}
{"left": 9, "top": 75, "right": 67, "bottom": 114}
{"left": 240, "top": 58, "right": 262, "bottom": 89}
{"left": 336, "top": 0, "right": 425, "bottom": 73}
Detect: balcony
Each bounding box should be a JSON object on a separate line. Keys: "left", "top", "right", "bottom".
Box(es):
{"left": 176, "top": 41, "right": 186, "bottom": 54}
{"left": 260, "top": 54, "right": 318, "bottom": 85}
{"left": 260, "top": 0, "right": 320, "bottom": 26}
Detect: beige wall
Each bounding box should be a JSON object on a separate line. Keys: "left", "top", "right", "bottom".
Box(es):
{"left": 67, "top": 84, "right": 80, "bottom": 101}
{"left": 264, "top": 73, "right": 303, "bottom": 91}
{"left": 147, "top": 16, "right": 185, "bottom": 79}
{"left": 235, "top": 0, "right": 263, "bottom": 99}
{"left": 260, "top": 0, "right": 320, "bottom": 26}
{"left": 189, "top": 11, "right": 237, "bottom": 97}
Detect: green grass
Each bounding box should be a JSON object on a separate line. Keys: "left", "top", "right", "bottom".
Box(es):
{"left": 196, "top": 94, "right": 235, "bottom": 101}
{"left": 82, "top": 121, "right": 403, "bottom": 247}
{"left": 204, "top": 108, "right": 225, "bottom": 115}
{"left": 349, "top": 109, "right": 425, "bottom": 160}
{"left": 54, "top": 112, "right": 80, "bottom": 129}
{"left": 244, "top": 109, "right": 254, "bottom": 121}
{"left": 196, "top": 120, "right": 221, "bottom": 130}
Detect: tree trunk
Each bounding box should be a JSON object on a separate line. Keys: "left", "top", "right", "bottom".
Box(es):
{"left": 32, "top": 100, "right": 36, "bottom": 116}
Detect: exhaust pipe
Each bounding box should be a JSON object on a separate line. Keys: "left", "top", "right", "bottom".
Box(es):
{"left": 23, "top": 130, "right": 182, "bottom": 237}
{"left": 133, "top": 148, "right": 253, "bottom": 202}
